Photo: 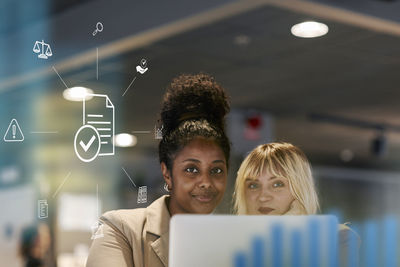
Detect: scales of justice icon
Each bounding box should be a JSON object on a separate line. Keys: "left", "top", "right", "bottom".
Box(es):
{"left": 33, "top": 40, "right": 52, "bottom": 59}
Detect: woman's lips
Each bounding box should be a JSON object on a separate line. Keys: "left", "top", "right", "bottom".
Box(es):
{"left": 258, "top": 207, "right": 274, "bottom": 214}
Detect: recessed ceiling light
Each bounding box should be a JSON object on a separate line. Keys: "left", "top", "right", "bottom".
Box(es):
{"left": 291, "top": 21, "right": 329, "bottom": 38}
{"left": 234, "top": 35, "right": 251, "bottom": 46}
{"left": 63, "top": 87, "right": 94, "bottom": 102}
{"left": 114, "top": 133, "right": 137, "bottom": 147}
{"left": 340, "top": 149, "right": 354, "bottom": 162}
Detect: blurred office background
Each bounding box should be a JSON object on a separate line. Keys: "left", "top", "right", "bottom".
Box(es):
{"left": 1, "top": 0, "right": 400, "bottom": 266}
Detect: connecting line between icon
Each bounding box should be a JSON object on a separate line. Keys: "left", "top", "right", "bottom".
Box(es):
{"left": 121, "top": 58, "right": 149, "bottom": 96}
{"left": 52, "top": 171, "right": 72, "bottom": 198}
{"left": 131, "top": 131, "right": 151, "bottom": 134}
{"left": 30, "top": 131, "right": 59, "bottom": 134}
{"left": 122, "top": 76, "right": 137, "bottom": 97}
{"left": 96, "top": 184, "right": 99, "bottom": 218}
{"left": 91, "top": 183, "right": 104, "bottom": 240}
{"left": 121, "top": 167, "right": 137, "bottom": 187}
{"left": 96, "top": 48, "right": 99, "bottom": 80}
{"left": 52, "top": 66, "right": 69, "bottom": 89}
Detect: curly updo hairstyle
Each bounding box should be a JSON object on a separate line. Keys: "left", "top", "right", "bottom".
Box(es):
{"left": 159, "top": 73, "right": 231, "bottom": 170}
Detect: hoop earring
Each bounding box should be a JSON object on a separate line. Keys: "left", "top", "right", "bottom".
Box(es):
{"left": 164, "top": 183, "right": 170, "bottom": 192}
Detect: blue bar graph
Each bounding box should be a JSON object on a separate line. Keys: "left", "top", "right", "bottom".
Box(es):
{"left": 271, "top": 224, "right": 283, "bottom": 267}
{"left": 347, "top": 225, "right": 358, "bottom": 267}
{"left": 383, "top": 216, "right": 397, "bottom": 267}
{"left": 364, "top": 220, "right": 378, "bottom": 267}
{"left": 290, "top": 230, "right": 302, "bottom": 267}
{"left": 234, "top": 252, "right": 248, "bottom": 267}
{"left": 252, "top": 237, "right": 265, "bottom": 267}
{"left": 327, "top": 216, "right": 338, "bottom": 267}
{"left": 308, "top": 217, "right": 320, "bottom": 267}
{"left": 231, "top": 216, "right": 399, "bottom": 267}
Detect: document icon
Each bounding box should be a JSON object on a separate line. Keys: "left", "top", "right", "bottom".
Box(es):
{"left": 74, "top": 93, "right": 115, "bottom": 162}
{"left": 137, "top": 186, "right": 147, "bottom": 204}
{"left": 38, "top": 200, "right": 48, "bottom": 219}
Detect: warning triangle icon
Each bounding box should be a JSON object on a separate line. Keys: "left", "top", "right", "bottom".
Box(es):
{"left": 3, "top": 119, "right": 24, "bottom": 142}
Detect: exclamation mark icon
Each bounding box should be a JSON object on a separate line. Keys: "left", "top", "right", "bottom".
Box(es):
{"left": 12, "top": 124, "right": 16, "bottom": 139}
{"left": 3, "top": 118, "right": 24, "bottom": 142}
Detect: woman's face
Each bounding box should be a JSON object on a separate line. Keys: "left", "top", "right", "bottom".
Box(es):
{"left": 163, "top": 137, "right": 228, "bottom": 215}
{"left": 244, "top": 169, "right": 295, "bottom": 215}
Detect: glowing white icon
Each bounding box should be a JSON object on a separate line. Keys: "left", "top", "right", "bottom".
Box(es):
{"left": 92, "top": 22, "right": 104, "bottom": 36}
{"left": 4, "top": 119, "right": 24, "bottom": 142}
{"left": 155, "top": 125, "right": 163, "bottom": 140}
{"left": 136, "top": 58, "right": 148, "bottom": 74}
{"left": 38, "top": 200, "right": 48, "bottom": 219}
{"left": 33, "top": 40, "right": 52, "bottom": 59}
{"left": 137, "top": 186, "right": 147, "bottom": 204}
{"left": 91, "top": 221, "right": 104, "bottom": 240}
{"left": 74, "top": 93, "right": 115, "bottom": 162}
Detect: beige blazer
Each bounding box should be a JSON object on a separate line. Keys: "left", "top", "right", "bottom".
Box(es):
{"left": 86, "top": 195, "right": 170, "bottom": 267}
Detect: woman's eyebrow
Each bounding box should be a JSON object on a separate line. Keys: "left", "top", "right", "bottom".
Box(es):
{"left": 181, "top": 159, "right": 226, "bottom": 164}
{"left": 245, "top": 178, "right": 258, "bottom": 182}
{"left": 269, "top": 175, "right": 287, "bottom": 181}
{"left": 182, "top": 158, "right": 200, "bottom": 163}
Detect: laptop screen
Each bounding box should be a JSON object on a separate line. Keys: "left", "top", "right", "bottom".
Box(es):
{"left": 169, "top": 215, "right": 341, "bottom": 267}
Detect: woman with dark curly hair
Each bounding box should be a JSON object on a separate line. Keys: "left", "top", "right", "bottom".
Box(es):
{"left": 86, "top": 73, "right": 231, "bottom": 267}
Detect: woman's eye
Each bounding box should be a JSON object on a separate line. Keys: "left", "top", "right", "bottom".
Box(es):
{"left": 272, "top": 181, "right": 285, "bottom": 188}
{"left": 248, "top": 183, "right": 259, "bottom": 189}
{"left": 211, "top": 168, "right": 223, "bottom": 174}
{"left": 185, "top": 167, "right": 199, "bottom": 173}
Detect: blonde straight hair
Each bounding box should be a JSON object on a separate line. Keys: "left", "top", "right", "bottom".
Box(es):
{"left": 233, "top": 142, "right": 319, "bottom": 215}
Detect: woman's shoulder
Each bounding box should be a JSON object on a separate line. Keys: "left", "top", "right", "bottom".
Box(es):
{"left": 102, "top": 208, "right": 147, "bottom": 226}
{"left": 338, "top": 223, "right": 361, "bottom": 245}
{"left": 100, "top": 195, "right": 169, "bottom": 232}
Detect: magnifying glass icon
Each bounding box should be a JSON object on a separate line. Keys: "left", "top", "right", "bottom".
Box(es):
{"left": 92, "top": 22, "right": 104, "bottom": 36}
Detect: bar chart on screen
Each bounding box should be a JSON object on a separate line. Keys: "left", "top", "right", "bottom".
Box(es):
{"left": 231, "top": 216, "right": 398, "bottom": 267}
{"left": 170, "top": 215, "right": 399, "bottom": 267}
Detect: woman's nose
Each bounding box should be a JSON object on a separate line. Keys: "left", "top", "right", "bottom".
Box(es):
{"left": 199, "top": 173, "right": 212, "bottom": 188}
{"left": 258, "top": 188, "right": 272, "bottom": 202}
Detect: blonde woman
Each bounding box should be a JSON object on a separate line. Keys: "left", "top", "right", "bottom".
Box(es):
{"left": 233, "top": 142, "right": 359, "bottom": 266}
{"left": 234, "top": 142, "right": 318, "bottom": 216}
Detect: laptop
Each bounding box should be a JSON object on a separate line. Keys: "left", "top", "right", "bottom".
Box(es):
{"left": 169, "top": 215, "right": 340, "bottom": 267}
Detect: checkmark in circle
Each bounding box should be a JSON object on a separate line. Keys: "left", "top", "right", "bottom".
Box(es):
{"left": 80, "top": 135, "right": 96, "bottom": 152}
{"left": 74, "top": 125, "right": 101, "bottom": 163}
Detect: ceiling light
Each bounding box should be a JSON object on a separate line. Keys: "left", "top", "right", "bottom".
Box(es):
{"left": 63, "top": 87, "right": 94, "bottom": 102}
{"left": 114, "top": 133, "right": 137, "bottom": 147}
{"left": 234, "top": 35, "right": 251, "bottom": 46}
{"left": 340, "top": 149, "right": 354, "bottom": 162}
{"left": 291, "top": 21, "right": 329, "bottom": 38}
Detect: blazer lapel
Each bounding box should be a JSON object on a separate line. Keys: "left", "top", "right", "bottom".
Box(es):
{"left": 146, "top": 195, "right": 171, "bottom": 266}
{"left": 150, "top": 233, "right": 169, "bottom": 266}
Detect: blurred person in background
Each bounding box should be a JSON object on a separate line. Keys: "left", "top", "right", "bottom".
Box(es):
{"left": 233, "top": 142, "right": 360, "bottom": 266}
{"left": 19, "top": 223, "right": 51, "bottom": 267}
{"left": 86, "top": 73, "right": 231, "bottom": 267}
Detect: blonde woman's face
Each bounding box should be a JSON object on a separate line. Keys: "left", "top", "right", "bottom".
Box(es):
{"left": 244, "top": 169, "right": 295, "bottom": 215}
